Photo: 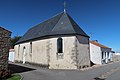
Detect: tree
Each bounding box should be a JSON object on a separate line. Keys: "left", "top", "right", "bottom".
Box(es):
{"left": 10, "top": 36, "right": 22, "bottom": 49}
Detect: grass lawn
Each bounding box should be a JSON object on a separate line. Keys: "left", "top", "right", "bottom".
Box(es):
{"left": 7, "top": 74, "right": 21, "bottom": 80}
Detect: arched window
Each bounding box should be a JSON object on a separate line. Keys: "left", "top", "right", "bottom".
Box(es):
{"left": 57, "top": 37, "right": 63, "bottom": 53}
{"left": 23, "top": 46, "right": 26, "bottom": 64}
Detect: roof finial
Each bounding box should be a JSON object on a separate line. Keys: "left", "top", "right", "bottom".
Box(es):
{"left": 64, "top": 1, "right": 66, "bottom": 13}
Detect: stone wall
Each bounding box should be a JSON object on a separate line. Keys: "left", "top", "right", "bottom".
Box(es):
{"left": 15, "top": 36, "right": 90, "bottom": 69}
{"left": 15, "top": 36, "right": 77, "bottom": 69}
{"left": 76, "top": 35, "right": 90, "bottom": 69}
{"left": 0, "top": 27, "right": 11, "bottom": 70}
{"left": 49, "top": 36, "right": 77, "bottom": 69}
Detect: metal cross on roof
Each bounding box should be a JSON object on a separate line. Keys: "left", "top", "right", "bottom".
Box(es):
{"left": 64, "top": 1, "right": 67, "bottom": 13}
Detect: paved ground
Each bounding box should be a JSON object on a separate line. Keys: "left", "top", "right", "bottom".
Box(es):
{"left": 106, "top": 68, "right": 120, "bottom": 80}
{"left": 9, "top": 62, "right": 120, "bottom": 80}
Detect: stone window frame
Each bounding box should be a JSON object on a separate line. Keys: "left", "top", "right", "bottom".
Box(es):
{"left": 57, "top": 37, "right": 63, "bottom": 59}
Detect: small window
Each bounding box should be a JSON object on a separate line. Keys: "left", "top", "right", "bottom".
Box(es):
{"left": 57, "top": 37, "right": 63, "bottom": 53}
{"left": 30, "top": 42, "right": 32, "bottom": 53}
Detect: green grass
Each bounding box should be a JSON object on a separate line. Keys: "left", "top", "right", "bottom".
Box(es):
{"left": 7, "top": 74, "right": 21, "bottom": 80}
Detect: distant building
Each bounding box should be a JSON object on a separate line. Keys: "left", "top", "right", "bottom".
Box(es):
{"left": 0, "top": 27, "right": 11, "bottom": 70}
{"left": 9, "top": 49, "right": 15, "bottom": 62}
{"left": 112, "top": 52, "right": 120, "bottom": 61}
{"left": 14, "top": 11, "right": 90, "bottom": 69}
{"left": 90, "top": 40, "right": 113, "bottom": 64}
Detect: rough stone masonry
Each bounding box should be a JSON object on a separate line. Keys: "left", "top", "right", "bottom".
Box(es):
{"left": 0, "top": 27, "right": 11, "bottom": 71}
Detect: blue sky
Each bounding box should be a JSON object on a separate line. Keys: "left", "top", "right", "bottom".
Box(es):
{"left": 0, "top": 0, "right": 120, "bottom": 51}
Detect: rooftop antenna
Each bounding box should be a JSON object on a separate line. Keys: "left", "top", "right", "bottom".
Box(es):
{"left": 64, "top": 1, "right": 67, "bottom": 13}
{"left": 89, "top": 32, "right": 94, "bottom": 40}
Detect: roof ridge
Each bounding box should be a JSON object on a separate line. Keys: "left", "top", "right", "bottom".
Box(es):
{"left": 65, "top": 13, "right": 76, "bottom": 34}
{"left": 49, "top": 12, "right": 64, "bottom": 35}
{"left": 66, "top": 13, "right": 89, "bottom": 37}
{"left": 90, "top": 41, "right": 110, "bottom": 48}
{"left": 0, "top": 26, "right": 11, "bottom": 33}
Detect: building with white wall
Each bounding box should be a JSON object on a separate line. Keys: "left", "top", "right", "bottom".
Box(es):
{"left": 9, "top": 49, "right": 15, "bottom": 62}
{"left": 112, "top": 52, "right": 120, "bottom": 61}
{"left": 14, "top": 11, "right": 90, "bottom": 69}
{"left": 90, "top": 40, "right": 113, "bottom": 64}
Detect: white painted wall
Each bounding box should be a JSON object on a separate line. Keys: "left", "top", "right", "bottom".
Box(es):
{"left": 14, "top": 36, "right": 77, "bottom": 69}
{"left": 9, "top": 49, "right": 15, "bottom": 62}
{"left": 15, "top": 39, "right": 49, "bottom": 65}
{"left": 14, "top": 42, "right": 33, "bottom": 63}
{"left": 32, "top": 39, "right": 48, "bottom": 65}
{"left": 90, "top": 43, "right": 102, "bottom": 64}
{"left": 14, "top": 36, "right": 90, "bottom": 69}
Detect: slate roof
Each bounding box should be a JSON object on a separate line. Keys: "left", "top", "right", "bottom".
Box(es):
{"left": 90, "top": 41, "right": 111, "bottom": 49}
{"left": 16, "top": 12, "right": 89, "bottom": 44}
